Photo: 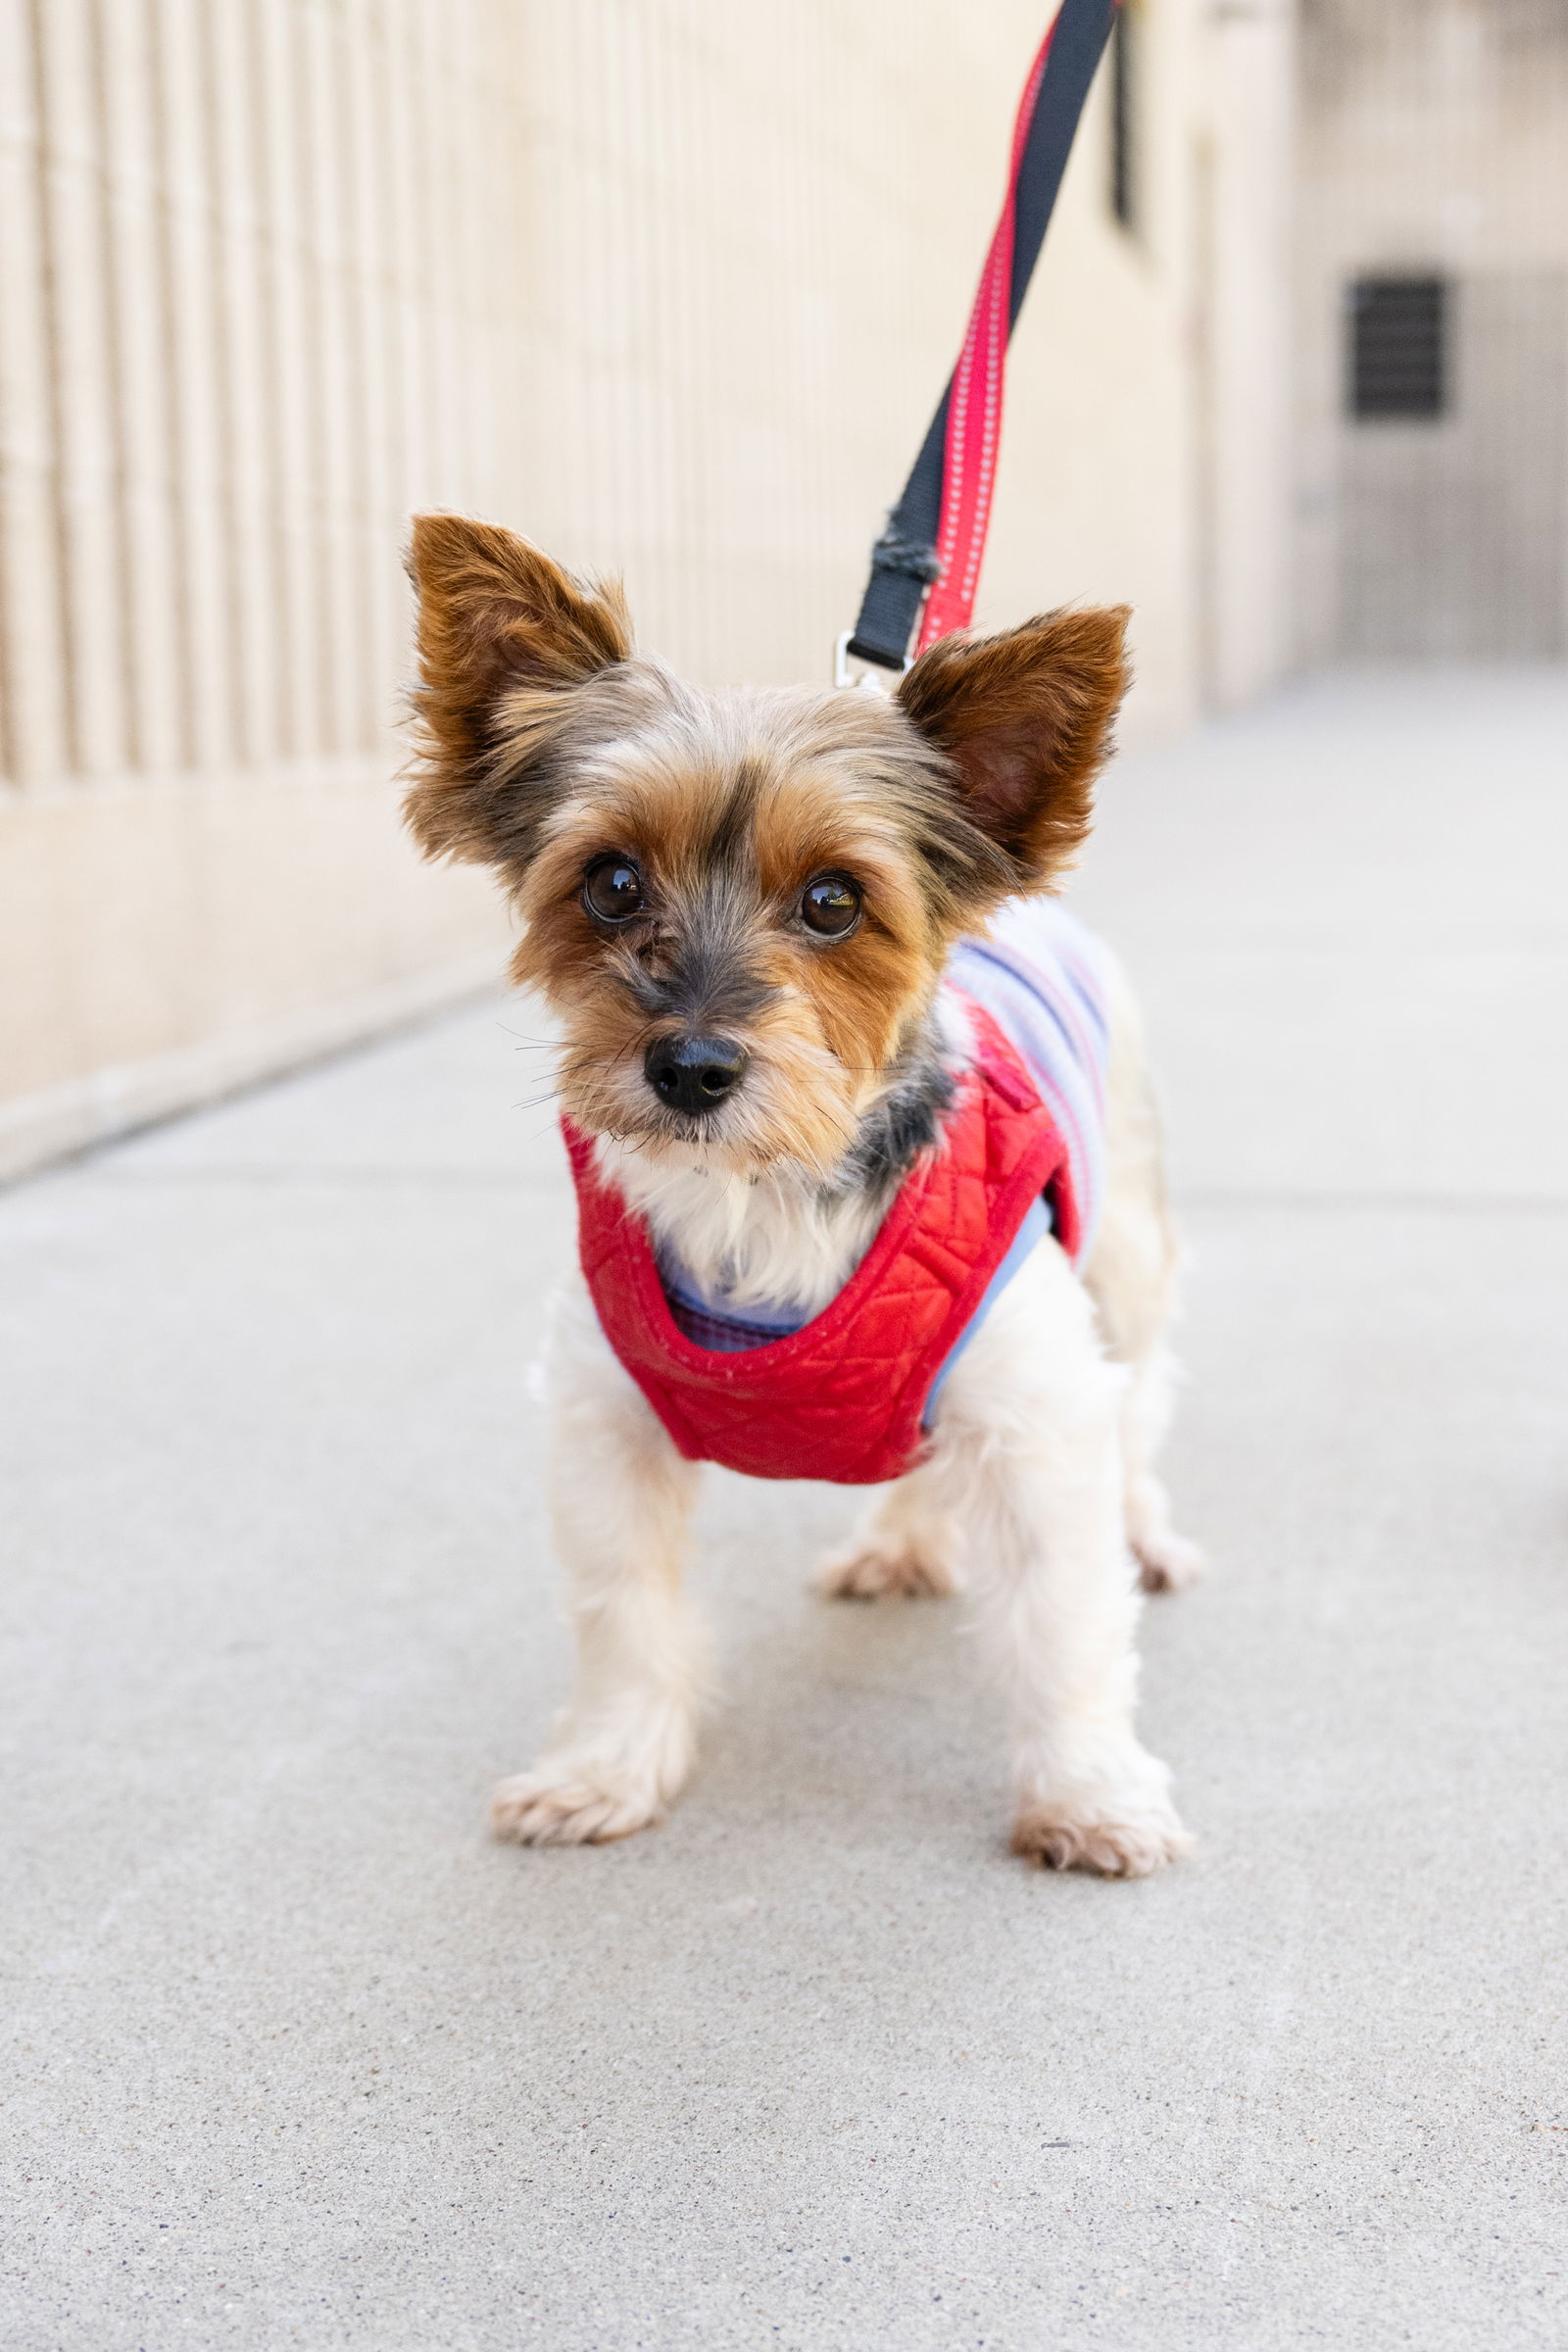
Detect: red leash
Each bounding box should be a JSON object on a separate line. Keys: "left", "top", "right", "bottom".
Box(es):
{"left": 844, "top": 1, "right": 1122, "bottom": 675}
{"left": 918, "top": 28, "right": 1055, "bottom": 654}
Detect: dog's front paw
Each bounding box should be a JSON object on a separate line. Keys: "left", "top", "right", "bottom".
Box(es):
{"left": 814, "top": 1534, "right": 957, "bottom": 1601}
{"left": 491, "top": 1761, "right": 667, "bottom": 1846}
{"left": 1011, "top": 1755, "right": 1191, "bottom": 1879}
{"left": 1133, "top": 1528, "right": 1207, "bottom": 1595}
{"left": 491, "top": 1711, "right": 696, "bottom": 1847}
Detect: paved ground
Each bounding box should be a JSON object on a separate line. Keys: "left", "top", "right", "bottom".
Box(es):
{"left": 4, "top": 669, "right": 1567, "bottom": 2352}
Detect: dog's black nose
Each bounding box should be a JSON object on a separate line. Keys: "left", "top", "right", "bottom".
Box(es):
{"left": 644, "top": 1035, "right": 749, "bottom": 1115}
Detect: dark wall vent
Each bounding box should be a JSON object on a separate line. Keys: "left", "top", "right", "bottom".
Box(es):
{"left": 1348, "top": 276, "right": 1448, "bottom": 419}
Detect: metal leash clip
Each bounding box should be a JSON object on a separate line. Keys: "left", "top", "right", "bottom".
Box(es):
{"left": 833, "top": 631, "right": 909, "bottom": 693}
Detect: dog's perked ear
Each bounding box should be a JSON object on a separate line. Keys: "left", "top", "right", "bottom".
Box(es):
{"left": 896, "top": 606, "right": 1131, "bottom": 891}
{"left": 403, "top": 513, "right": 632, "bottom": 868}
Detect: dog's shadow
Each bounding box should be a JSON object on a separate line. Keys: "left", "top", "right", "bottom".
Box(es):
{"left": 684, "top": 1473, "right": 1001, "bottom": 1851}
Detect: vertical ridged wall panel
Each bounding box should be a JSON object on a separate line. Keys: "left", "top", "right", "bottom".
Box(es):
{"left": 97, "top": 0, "right": 185, "bottom": 771}
{"left": 155, "top": 0, "right": 234, "bottom": 773}
{"left": 1, "top": 0, "right": 511, "bottom": 784}
{"left": 35, "top": 0, "right": 127, "bottom": 774}
{"left": 0, "top": 0, "right": 72, "bottom": 777}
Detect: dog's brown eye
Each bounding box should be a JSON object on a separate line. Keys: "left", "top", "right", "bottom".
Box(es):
{"left": 801, "top": 873, "right": 861, "bottom": 938}
{"left": 583, "top": 856, "right": 645, "bottom": 922}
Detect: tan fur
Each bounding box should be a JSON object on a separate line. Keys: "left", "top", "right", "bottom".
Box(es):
{"left": 896, "top": 605, "right": 1130, "bottom": 886}
{"left": 403, "top": 512, "right": 633, "bottom": 869}
{"left": 402, "top": 515, "right": 1131, "bottom": 1188}
{"left": 507, "top": 728, "right": 953, "bottom": 1177}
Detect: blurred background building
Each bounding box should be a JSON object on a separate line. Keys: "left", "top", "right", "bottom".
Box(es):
{"left": 0, "top": 0, "right": 1560, "bottom": 1180}
{"left": 1297, "top": 0, "right": 1568, "bottom": 663}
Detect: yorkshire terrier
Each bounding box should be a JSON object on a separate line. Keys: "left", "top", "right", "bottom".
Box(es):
{"left": 404, "top": 513, "right": 1202, "bottom": 1877}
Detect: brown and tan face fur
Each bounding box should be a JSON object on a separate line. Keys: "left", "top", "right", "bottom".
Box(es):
{"left": 403, "top": 514, "right": 1130, "bottom": 1186}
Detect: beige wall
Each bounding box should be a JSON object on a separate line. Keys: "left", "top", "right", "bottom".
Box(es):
{"left": 514, "top": 0, "right": 1296, "bottom": 727}
{"left": 0, "top": 0, "right": 517, "bottom": 1177}
{"left": 1, "top": 0, "right": 1294, "bottom": 1181}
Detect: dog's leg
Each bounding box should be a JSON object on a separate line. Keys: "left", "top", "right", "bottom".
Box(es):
{"left": 1085, "top": 956, "right": 1206, "bottom": 1595}
{"left": 814, "top": 1462, "right": 961, "bottom": 1599}
{"left": 491, "top": 1277, "right": 705, "bottom": 1845}
{"left": 929, "top": 1238, "right": 1190, "bottom": 1878}
{"left": 1117, "top": 1343, "right": 1206, "bottom": 1593}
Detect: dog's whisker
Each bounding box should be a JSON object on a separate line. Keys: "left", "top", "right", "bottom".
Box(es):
{"left": 495, "top": 1022, "right": 567, "bottom": 1048}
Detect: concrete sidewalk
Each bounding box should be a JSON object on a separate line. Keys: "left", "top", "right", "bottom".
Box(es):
{"left": 4, "top": 670, "right": 1567, "bottom": 2352}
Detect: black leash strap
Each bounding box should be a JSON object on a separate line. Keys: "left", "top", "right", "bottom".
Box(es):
{"left": 844, "top": 0, "right": 1122, "bottom": 674}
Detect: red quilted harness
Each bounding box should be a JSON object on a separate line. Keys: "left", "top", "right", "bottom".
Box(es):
{"left": 562, "top": 1002, "right": 1079, "bottom": 1486}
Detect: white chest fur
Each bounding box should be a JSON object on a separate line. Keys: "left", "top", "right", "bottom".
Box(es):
{"left": 591, "top": 1139, "right": 888, "bottom": 1318}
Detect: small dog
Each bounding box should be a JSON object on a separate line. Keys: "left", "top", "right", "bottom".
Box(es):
{"left": 404, "top": 513, "right": 1203, "bottom": 1877}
